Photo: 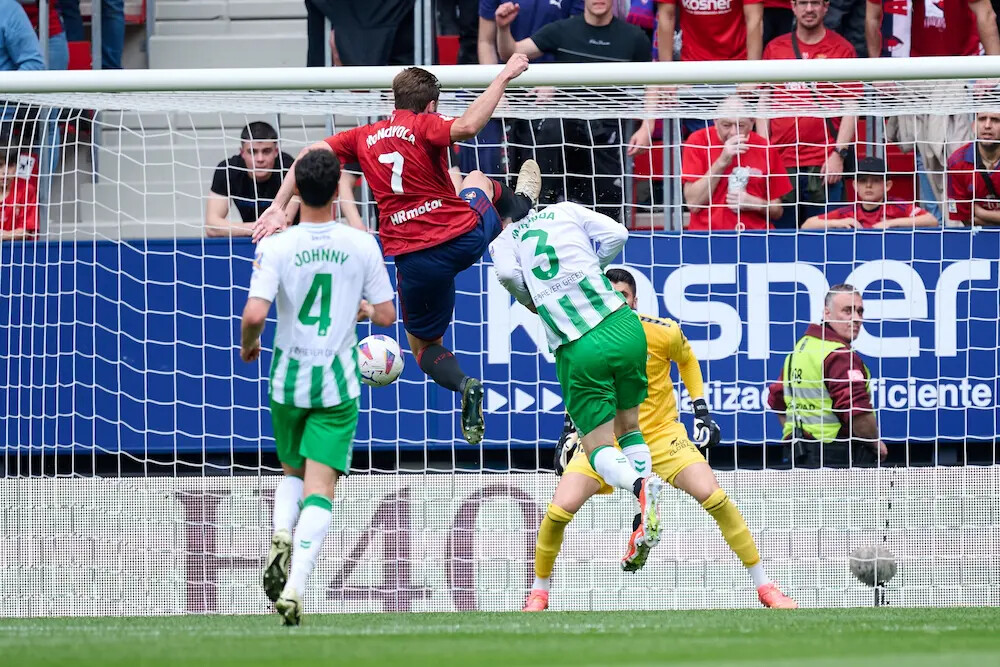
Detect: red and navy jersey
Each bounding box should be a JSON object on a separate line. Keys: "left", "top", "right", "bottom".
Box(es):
{"left": 947, "top": 141, "right": 1000, "bottom": 225}
{"left": 325, "top": 110, "right": 478, "bottom": 257}
{"left": 819, "top": 199, "right": 929, "bottom": 228}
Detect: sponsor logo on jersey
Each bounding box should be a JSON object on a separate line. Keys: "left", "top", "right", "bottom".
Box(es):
{"left": 252, "top": 251, "right": 263, "bottom": 271}
{"left": 680, "top": 0, "right": 732, "bottom": 12}
{"left": 365, "top": 125, "right": 417, "bottom": 148}
{"left": 588, "top": 39, "right": 611, "bottom": 46}
{"left": 389, "top": 198, "right": 443, "bottom": 225}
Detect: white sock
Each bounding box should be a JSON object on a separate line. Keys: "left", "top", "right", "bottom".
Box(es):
{"left": 749, "top": 562, "right": 770, "bottom": 588}
{"left": 622, "top": 443, "right": 652, "bottom": 478}
{"left": 272, "top": 475, "right": 304, "bottom": 534}
{"left": 286, "top": 495, "right": 333, "bottom": 596}
{"left": 532, "top": 576, "right": 550, "bottom": 592}
{"left": 591, "top": 446, "right": 641, "bottom": 493}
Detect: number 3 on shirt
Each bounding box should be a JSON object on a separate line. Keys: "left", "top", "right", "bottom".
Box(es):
{"left": 378, "top": 152, "right": 405, "bottom": 194}
{"left": 298, "top": 273, "right": 332, "bottom": 336}
{"left": 521, "top": 229, "right": 559, "bottom": 280}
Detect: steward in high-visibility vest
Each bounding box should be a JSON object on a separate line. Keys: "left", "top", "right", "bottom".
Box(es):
{"left": 767, "top": 322, "right": 880, "bottom": 468}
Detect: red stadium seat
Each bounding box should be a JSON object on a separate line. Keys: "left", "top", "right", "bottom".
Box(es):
{"left": 437, "top": 36, "right": 459, "bottom": 66}
{"left": 67, "top": 41, "right": 92, "bottom": 70}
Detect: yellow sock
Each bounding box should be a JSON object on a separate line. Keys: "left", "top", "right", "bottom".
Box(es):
{"left": 534, "top": 504, "right": 575, "bottom": 579}
{"left": 701, "top": 489, "right": 761, "bottom": 568}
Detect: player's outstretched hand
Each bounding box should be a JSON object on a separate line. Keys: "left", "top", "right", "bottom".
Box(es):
{"left": 501, "top": 53, "right": 529, "bottom": 82}
{"left": 241, "top": 339, "right": 261, "bottom": 363}
{"left": 692, "top": 398, "right": 721, "bottom": 449}
{"left": 495, "top": 2, "right": 520, "bottom": 28}
{"left": 252, "top": 204, "right": 288, "bottom": 244}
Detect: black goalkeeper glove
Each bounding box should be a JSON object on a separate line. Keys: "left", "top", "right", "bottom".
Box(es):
{"left": 553, "top": 414, "right": 579, "bottom": 476}
{"left": 691, "top": 398, "right": 721, "bottom": 449}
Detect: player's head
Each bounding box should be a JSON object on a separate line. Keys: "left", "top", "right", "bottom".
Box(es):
{"left": 975, "top": 111, "right": 1000, "bottom": 148}
{"left": 239, "top": 121, "right": 280, "bottom": 183}
{"left": 792, "top": 0, "right": 829, "bottom": 30}
{"left": 294, "top": 149, "right": 341, "bottom": 209}
{"left": 823, "top": 284, "right": 863, "bottom": 342}
{"left": 392, "top": 67, "right": 441, "bottom": 114}
{"left": 714, "top": 96, "right": 754, "bottom": 143}
{"left": 606, "top": 268, "right": 637, "bottom": 309}
{"left": 854, "top": 157, "right": 890, "bottom": 205}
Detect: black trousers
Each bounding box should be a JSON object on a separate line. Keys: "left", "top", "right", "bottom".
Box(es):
{"left": 787, "top": 438, "right": 879, "bottom": 469}
{"left": 508, "top": 118, "right": 626, "bottom": 223}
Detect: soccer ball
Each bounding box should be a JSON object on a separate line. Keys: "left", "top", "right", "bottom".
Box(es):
{"left": 849, "top": 545, "right": 897, "bottom": 587}
{"left": 358, "top": 334, "right": 404, "bottom": 387}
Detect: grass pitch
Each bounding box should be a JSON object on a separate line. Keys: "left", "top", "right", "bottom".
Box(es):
{"left": 2, "top": 607, "right": 997, "bottom": 667}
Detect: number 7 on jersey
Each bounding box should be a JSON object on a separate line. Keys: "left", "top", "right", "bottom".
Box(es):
{"left": 378, "top": 152, "right": 405, "bottom": 194}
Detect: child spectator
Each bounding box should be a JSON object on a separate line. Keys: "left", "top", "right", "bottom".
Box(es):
{"left": 802, "top": 157, "right": 937, "bottom": 229}
{"left": 0, "top": 149, "right": 38, "bottom": 240}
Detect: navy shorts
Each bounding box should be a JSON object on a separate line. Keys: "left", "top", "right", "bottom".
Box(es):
{"left": 395, "top": 187, "right": 502, "bottom": 342}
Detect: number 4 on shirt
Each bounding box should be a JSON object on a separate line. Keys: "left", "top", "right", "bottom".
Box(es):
{"left": 298, "top": 273, "right": 333, "bottom": 335}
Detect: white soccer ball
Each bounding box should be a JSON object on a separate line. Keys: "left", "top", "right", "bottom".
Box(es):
{"left": 358, "top": 334, "right": 404, "bottom": 387}
{"left": 849, "top": 545, "right": 897, "bottom": 587}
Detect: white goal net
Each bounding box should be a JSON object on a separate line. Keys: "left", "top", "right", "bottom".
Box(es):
{"left": 1, "top": 59, "right": 998, "bottom": 615}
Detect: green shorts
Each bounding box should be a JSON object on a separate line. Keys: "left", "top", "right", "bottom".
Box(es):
{"left": 554, "top": 306, "right": 648, "bottom": 436}
{"left": 270, "top": 397, "right": 360, "bottom": 474}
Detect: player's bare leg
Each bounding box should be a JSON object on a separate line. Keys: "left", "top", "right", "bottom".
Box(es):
{"left": 409, "top": 332, "right": 484, "bottom": 445}
{"left": 580, "top": 411, "right": 664, "bottom": 557}
{"left": 671, "top": 462, "right": 797, "bottom": 609}
{"left": 461, "top": 162, "right": 539, "bottom": 225}
{"left": 276, "top": 461, "right": 339, "bottom": 626}
{"left": 263, "top": 462, "right": 304, "bottom": 603}
{"left": 523, "top": 472, "right": 600, "bottom": 611}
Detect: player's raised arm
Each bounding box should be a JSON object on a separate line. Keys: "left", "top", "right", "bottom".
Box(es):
{"left": 567, "top": 202, "right": 629, "bottom": 268}
{"left": 251, "top": 141, "right": 336, "bottom": 243}
{"left": 450, "top": 53, "right": 529, "bottom": 142}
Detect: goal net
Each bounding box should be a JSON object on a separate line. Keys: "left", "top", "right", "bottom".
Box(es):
{"left": 1, "top": 60, "right": 998, "bottom": 616}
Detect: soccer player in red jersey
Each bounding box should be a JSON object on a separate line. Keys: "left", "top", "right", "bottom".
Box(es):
{"left": 252, "top": 54, "right": 540, "bottom": 445}
{"left": 802, "top": 157, "right": 937, "bottom": 229}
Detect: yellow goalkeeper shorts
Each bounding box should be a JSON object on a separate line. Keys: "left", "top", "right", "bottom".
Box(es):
{"left": 564, "top": 420, "right": 706, "bottom": 494}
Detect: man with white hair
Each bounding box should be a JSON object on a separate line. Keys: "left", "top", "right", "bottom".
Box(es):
{"left": 682, "top": 96, "right": 792, "bottom": 230}
{"left": 767, "top": 284, "right": 888, "bottom": 468}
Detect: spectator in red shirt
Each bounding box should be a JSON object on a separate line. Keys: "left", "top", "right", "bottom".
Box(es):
{"left": 655, "top": 0, "right": 764, "bottom": 62}
{"left": 866, "top": 0, "right": 1000, "bottom": 225}
{"left": 946, "top": 111, "right": 1000, "bottom": 226}
{"left": 0, "top": 150, "right": 38, "bottom": 240}
{"left": 761, "top": 0, "right": 857, "bottom": 227}
{"left": 682, "top": 96, "right": 792, "bottom": 230}
{"left": 803, "top": 156, "right": 937, "bottom": 228}
{"left": 767, "top": 284, "right": 887, "bottom": 468}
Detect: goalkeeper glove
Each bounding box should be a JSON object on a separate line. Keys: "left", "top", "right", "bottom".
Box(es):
{"left": 553, "top": 414, "right": 579, "bottom": 476}
{"left": 691, "top": 398, "right": 721, "bottom": 449}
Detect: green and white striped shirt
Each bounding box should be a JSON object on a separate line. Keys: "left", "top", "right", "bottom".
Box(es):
{"left": 249, "top": 222, "right": 395, "bottom": 408}
{"left": 489, "top": 201, "right": 629, "bottom": 350}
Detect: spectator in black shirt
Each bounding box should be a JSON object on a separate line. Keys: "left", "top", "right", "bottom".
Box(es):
{"left": 496, "top": 0, "right": 651, "bottom": 222}
{"left": 207, "top": 122, "right": 295, "bottom": 237}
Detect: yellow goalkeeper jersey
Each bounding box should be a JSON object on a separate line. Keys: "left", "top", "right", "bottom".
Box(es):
{"left": 637, "top": 314, "right": 704, "bottom": 443}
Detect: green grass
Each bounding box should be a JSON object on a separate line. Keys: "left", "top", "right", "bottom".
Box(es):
{"left": 2, "top": 608, "right": 998, "bottom": 667}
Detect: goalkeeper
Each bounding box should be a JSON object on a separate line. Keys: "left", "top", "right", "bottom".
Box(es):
{"left": 520, "top": 268, "right": 798, "bottom": 612}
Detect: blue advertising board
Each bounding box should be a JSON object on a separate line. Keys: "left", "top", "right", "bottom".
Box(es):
{"left": 1, "top": 229, "right": 997, "bottom": 455}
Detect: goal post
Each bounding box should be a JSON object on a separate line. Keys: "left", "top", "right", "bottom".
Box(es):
{"left": 0, "top": 59, "right": 999, "bottom": 616}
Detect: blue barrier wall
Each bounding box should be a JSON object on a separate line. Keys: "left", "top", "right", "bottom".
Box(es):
{"left": 1, "top": 230, "right": 997, "bottom": 455}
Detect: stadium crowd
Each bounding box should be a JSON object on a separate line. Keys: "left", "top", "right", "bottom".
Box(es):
{"left": 2, "top": 0, "right": 1000, "bottom": 238}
